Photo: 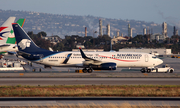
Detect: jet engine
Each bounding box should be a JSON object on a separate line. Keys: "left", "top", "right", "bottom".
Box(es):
{"left": 92, "top": 62, "right": 117, "bottom": 70}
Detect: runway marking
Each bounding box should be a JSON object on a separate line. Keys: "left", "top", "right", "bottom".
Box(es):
{"left": 19, "top": 73, "right": 24, "bottom": 76}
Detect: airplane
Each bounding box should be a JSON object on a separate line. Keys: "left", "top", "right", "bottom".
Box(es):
{"left": 0, "top": 17, "right": 25, "bottom": 54}
{"left": 12, "top": 23, "right": 163, "bottom": 73}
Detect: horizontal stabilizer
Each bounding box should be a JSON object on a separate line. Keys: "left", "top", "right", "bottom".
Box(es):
{"left": 17, "top": 51, "right": 31, "bottom": 56}
{"left": 8, "top": 51, "right": 17, "bottom": 55}
{"left": 0, "top": 44, "right": 10, "bottom": 47}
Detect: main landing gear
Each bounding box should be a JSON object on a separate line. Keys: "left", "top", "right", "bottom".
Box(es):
{"left": 141, "top": 68, "right": 151, "bottom": 73}
{"left": 82, "top": 68, "right": 93, "bottom": 73}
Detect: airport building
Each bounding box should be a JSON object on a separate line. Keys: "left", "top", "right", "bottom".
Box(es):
{"left": 150, "top": 33, "right": 166, "bottom": 42}
{"left": 111, "top": 35, "right": 128, "bottom": 45}
{"left": 42, "top": 36, "right": 62, "bottom": 45}
{"left": 119, "top": 48, "right": 171, "bottom": 55}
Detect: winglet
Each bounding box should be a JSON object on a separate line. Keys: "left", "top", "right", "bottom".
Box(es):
{"left": 79, "top": 48, "right": 87, "bottom": 59}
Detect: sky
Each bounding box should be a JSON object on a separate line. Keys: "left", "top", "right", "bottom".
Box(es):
{"left": 0, "top": 0, "right": 180, "bottom": 26}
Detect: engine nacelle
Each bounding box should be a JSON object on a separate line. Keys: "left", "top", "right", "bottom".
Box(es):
{"left": 92, "top": 62, "right": 116, "bottom": 70}
{"left": 44, "top": 65, "right": 52, "bottom": 68}
{"left": 83, "top": 61, "right": 94, "bottom": 66}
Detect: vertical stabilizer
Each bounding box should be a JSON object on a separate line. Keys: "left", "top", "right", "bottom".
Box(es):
{"left": 12, "top": 23, "right": 43, "bottom": 53}
{"left": 6, "top": 19, "right": 26, "bottom": 44}
{"left": 0, "top": 17, "right": 16, "bottom": 44}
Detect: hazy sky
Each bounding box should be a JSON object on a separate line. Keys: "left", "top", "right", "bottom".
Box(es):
{"left": 0, "top": 0, "right": 180, "bottom": 25}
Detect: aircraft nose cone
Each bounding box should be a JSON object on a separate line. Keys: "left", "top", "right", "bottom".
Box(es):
{"left": 158, "top": 59, "right": 163, "bottom": 65}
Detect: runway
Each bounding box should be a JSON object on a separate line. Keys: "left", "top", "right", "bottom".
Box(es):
{"left": 0, "top": 78, "right": 180, "bottom": 85}
{"left": 0, "top": 97, "right": 180, "bottom": 106}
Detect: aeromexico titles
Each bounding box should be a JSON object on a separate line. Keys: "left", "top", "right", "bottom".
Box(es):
{"left": 12, "top": 23, "right": 163, "bottom": 73}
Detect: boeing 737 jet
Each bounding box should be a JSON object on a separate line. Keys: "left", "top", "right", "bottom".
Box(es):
{"left": 0, "top": 17, "right": 25, "bottom": 54}
{"left": 12, "top": 23, "right": 163, "bottom": 73}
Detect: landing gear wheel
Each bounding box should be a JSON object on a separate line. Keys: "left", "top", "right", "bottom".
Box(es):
{"left": 170, "top": 69, "right": 173, "bottom": 73}
{"left": 87, "top": 68, "right": 93, "bottom": 73}
{"left": 147, "top": 69, "right": 151, "bottom": 73}
{"left": 83, "top": 69, "right": 87, "bottom": 73}
{"left": 141, "top": 68, "right": 146, "bottom": 73}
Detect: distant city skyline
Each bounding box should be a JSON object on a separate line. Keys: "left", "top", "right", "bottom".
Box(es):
{"left": 0, "top": 0, "right": 180, "bottom": 28}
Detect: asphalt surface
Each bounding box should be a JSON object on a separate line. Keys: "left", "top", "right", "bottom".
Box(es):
{"left": 0, "top": 78, "right": 179, "bottom": 85}
{"left": 0, "top": 97, "right": 180, "bottom": 106}
{"left": 1, "top": 55, "right": 180, "bottom": 107}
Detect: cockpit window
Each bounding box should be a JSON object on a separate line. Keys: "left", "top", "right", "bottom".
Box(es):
{"left": 152, "top": 56, "right": 157, "bottom": 59}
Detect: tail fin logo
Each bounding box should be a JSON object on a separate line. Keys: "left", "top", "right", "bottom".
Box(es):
{"left": 0, "top": 27, "right": 8, "bottom": 40}
{"left": 18, "top": 39, "right": 31, "bottom": 50}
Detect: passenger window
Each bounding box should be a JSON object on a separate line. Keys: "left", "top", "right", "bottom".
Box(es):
{"left": 152, "top": 56, "right": 157, "bottom": 59}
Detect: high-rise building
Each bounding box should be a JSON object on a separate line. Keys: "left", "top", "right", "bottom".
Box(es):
{"left": 147, "top": 27, "right": 150, "bottom": 35}
{"left": 176, "top": 30, "right": 179, "bottom": 35}
{"left": 128, "top": 23, "right": 132, "bottom": 37}
{"left": 173, "top": 26, "right": 176, "bottom": 36}
{"left": 130, "top": 28, "right": 132, "bottom": 38}
{"left": 143, "top": 28, "right": 146, "bottom": 35}
{"left": 116, "top": 31, "right": 119, "bottom": 37}
{"left": 162, "top": 22, "right": 168, "bottom": 37}
{"left": 99, "top": 19, "right": 103, "bottom": 36}
{"left": 121, "top": 33, "right": 123, "bottom": 37}
{"left": 106, "top": 24, "right": 110, "bottom": 37}
{"left": 173, "top": 26, "right": 178, "bottom": 36}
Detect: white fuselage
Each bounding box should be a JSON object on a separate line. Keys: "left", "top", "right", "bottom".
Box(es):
{"left": 33, "top": 51, "right": 163, "bottom": 68}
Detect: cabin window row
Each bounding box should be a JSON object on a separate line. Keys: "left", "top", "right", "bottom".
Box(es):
{"left": 48, "top": 56, "right": 140, "bottom": 59}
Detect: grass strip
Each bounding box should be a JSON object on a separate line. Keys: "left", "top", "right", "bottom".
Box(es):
{"left": 0, "top": 85, "right": 180, "bottom": 97}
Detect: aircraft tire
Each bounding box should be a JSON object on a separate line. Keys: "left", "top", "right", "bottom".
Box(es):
{"left": 141, "top": 68, "right": 145, "bottom": 73}
{"left": 147, "top": 69, "right": 151, "bottom": 73}
{"left": 83, "top": 69, "right": 87, "bottom": 73}
{"left": 170, "top": 69, "right": 173, "bottom": 73}
{"left": 88, "top": 68, "right": 93, "bottom": 73}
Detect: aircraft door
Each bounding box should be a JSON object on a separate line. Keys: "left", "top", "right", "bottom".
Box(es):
{"left": 145, "top": 54, "right": 148, "bottom": 62}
